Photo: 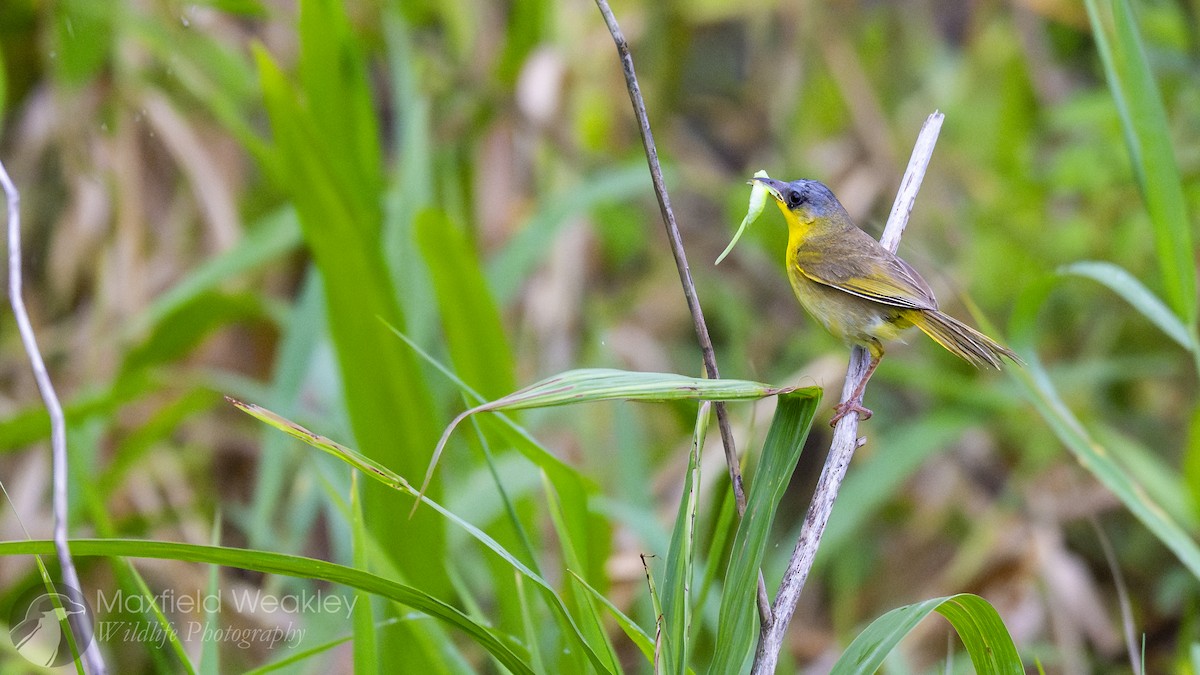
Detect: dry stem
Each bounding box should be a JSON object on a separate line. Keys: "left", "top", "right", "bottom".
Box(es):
{"left": 3, "top": 159, "right": 107, "bottom": 673}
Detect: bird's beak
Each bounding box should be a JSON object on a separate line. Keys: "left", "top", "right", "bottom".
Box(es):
{"left": 750, "top": 176, "right": 786, "bottom": 202}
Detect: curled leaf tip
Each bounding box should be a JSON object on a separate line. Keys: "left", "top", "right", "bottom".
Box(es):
{"left": 411, "top": 408, "right": 472, "bottom": 518}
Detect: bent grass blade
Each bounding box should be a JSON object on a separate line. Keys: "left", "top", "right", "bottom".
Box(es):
{"left": 416, "top": 369, "right": 801, "bottom": 512}
{"left": 227, "top": 397, "right": 614, "bottom": 674}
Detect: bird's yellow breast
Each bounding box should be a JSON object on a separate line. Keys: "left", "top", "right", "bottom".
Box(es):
{"left": 784, "top": 230, "right": 914, "bottom": 347}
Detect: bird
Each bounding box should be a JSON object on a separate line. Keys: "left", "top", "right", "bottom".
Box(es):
{"left": 752, "top": 176, "right": 1020, "bottom": 426}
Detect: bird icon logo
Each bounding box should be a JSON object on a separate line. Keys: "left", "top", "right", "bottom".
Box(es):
{"left": 7, "top": 584, "right": 94, "bottom": 667}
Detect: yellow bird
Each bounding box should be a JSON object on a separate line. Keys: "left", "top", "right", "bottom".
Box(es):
{"left": 753, "top": 177, "right": 1020, "bottom": 425}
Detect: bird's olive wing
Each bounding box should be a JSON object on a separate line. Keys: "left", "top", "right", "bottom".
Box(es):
{"left": 792, "top": 233, "right": 938, "bottom": 310}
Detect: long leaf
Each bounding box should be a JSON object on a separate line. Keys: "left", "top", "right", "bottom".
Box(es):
{"left": 542, "top": 473, "right": 620, "bottom": 673}
{"left": 0, "top": 539, "right": 532, "bottom": 675}
{"left": 350, "top": 474, "right": 378, "bottom": 675}
{"left": 256, "top": 22, "right": 449, "bottom": 600}
{"left": 830, "top": 594, "right": 1022, "bottom": 674}
{"left": 571, "top": 571, "right": 657, "bottom": 664}
{"left": 417, "top": 204, "right": 532, "bottom": 639}
{"left": 415, "top": 208, "right": 517, "bottom": 400}
{"left": 389, "top": 325, "right": 609, "bottom": 588}
{"left": 419, "top": 369, "right": 800, "bottom": 505}
{"left": 119, "top": 560, "right": 197, "bottom": 673}
{"left": 1085, "top": 0, "right": 1196, "bottom": 329}
{"left": 228, "top": 398, "right": 614, "bottom": 674}
{"left": 198, "top": 517, "right": 222, "bottom": 674}
{"left": 1007, "top": 277, "right": 1200, "bottom": 581}
{"left": 710, "top": 388, "right": 821, "bottom": 672}
{"left": 1018, "top": 353, "right": 1200, "bottom": 579}
{"left": 1059, "top": 260, "right": 1194, "bottom": 351}
{"left": 660, "top": 402, "right": 710, "bottom": 674}
{"left": 246, "top": 271, "right": 328, "bottom": 554}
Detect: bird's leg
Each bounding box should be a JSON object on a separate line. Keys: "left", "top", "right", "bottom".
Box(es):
{"left": 830, "top": 347, "right": 883, "bottom": 427}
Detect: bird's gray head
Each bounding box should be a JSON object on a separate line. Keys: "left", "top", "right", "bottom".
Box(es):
{"left": 751, "top": 176, "right": 848, "bottom": 225}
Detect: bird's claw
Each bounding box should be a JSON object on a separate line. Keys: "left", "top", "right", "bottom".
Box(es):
{"left": 830, "top": 400, "right": 873, "bottom": 427}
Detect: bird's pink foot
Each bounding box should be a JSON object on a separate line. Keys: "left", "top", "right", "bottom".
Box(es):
{"left": 830, "top": 400, "right": 873, "bottom": 427}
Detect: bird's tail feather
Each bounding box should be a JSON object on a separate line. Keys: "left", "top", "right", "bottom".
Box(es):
{"left": 910, "top": 310, "right": 1021, "bottom": 369}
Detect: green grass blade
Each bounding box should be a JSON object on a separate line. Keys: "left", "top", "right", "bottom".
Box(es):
{"left": 199, "top": 516, "right": 223, "bottom": 675}
{"left": 1008, "top": 279, "right": 1200, "bottom": 578}
{"left": 382, "top": 13, "right": 441, "bottom": 352}
{"left": 119, "top": 291, "right": 272, "bottom": 377}
{"left": 571, "top": 571, "right": 658, "bottom": 666}
{"left": 389, "top": 325, "right": 611, "bottom": 589}
{"left": 830, "top": 594, "right": 1022, "bottom": 674}
{"left": 297, "top": 0, "right": 381, "bottom": 200}
{"left": 0, "top": 371, "right": 152, "bottom": 453}
{"left": 119, "top": 560, "right": 197, "bottom": 674}
{"left": 390, "top": 325, "right": 601, "bottom": 488}
{"left": 696, "top": 481, "right": 738, "bottom": 620}
{"left": 350, "top": 473, "right": 378, "bottom": 674}
{"left": 1059, "top": 260, "right": 1194, "bottom": 351}
{"left": 0, "top": 539, "right": 533, "bottom": 675}
{"left": 417, "top": 200, "right": 530, "bottom": 638}
{"left": 463, "top": 369, "right": 797, "bottom": 411}
{"left": 468, "top": 416, "right": 540, "bottom": 566}
{"left": 415, "top": 208, "right": 516, "bottom": 399}
{"left": 229, "top": 398, "right": 614, "bottom": 674}
{"left": 243, "top": 632, "right": 353, "bottom": 674}
{"left": 1085, "top": 0, "right": 1197, "bottom": 329}
{"left": 541, "top": 471, "right": 620, "bottom": 673}
{"left": 466, "top": 415, "right": 544, "bottom": 639}
{"left": 1017, "top": 352, "right": 1200, "bottom": 579}
{"left": 660, "top": 402, "right": 710, "bottom": 674}
{"left": 710, "top": 388, "right": 821, "bottom": 672}
{"left": 123, "top": 5, "right": 266, "bottom": 162}
{"left": 514, "top": 573, "right": 546, "bottom": 674}
{"left": 255, "top": 31, "right": 449, "bottom": 599}
{"left": 421, "top": 369, "right": 800, "bottom": 504}
{"left": 1094, "top": 423, "right": 1198, "bottom": 529}
{"left": 97, "top": 388, "right": 219, "bottom": 499}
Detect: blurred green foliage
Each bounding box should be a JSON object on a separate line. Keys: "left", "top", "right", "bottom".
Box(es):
{"left": 1, "top": 0, "right": 1198, "bottom": 672}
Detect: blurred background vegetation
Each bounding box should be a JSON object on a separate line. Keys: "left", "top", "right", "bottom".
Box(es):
{"left": 0, "top": 0, "right": 1198, "bottom": 672}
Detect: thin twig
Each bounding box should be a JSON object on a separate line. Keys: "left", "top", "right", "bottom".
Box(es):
{"left": 752, "top": 112, "right": 945, "bottom": 673}
{"left": 3, "top": 160, "right": 107, "bottom": 674}
{"left": 593, "top": 0, "right": 773, "bottom": 626}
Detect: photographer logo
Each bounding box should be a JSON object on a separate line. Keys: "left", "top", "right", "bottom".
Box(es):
{"left": 7, "top": 582, "right": 95, "bottom": 667}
